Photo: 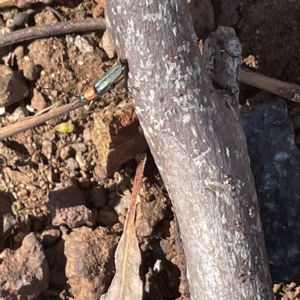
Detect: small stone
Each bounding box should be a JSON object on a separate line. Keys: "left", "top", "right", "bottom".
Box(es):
{"left": 92, "top": 4, "right": 104, "bottom": 18}
{"left": 74, "top": 36, "right": 94, "bottom": 54}
{"left": 91, "top": 186, "right": 106, "bottom": 208}
{"left": 46, "top": 185, "right": 87, "bottom": 216}
{"left": 4, "top": 167, "right": 32, "bottom": 184}
{"left": 63, "top": 227, "right": 119, "bottom": 299}
{"left": 31, "top": 152, "right": 40, "bottom": 164}
{"left": 13, "top": 11, "right": 30, "bottom": 27}
{"left": 100, "top": 30, "right": 115, "bottom": 59}
{"left": 135, "top": 199, "right": 167, "bottom": 238}
{"left": 0, "top": 107, "right": 5, "bottom": 115}
{"left": 93, "top": 165, "right": 107, "bottom": 179}
{"left": 83, "top": 128, "right": 91, "bottom": 142}
{"left": 6, "top": 19, "right": 14, "bottom": 29}
{"left": 41, "top": 139, "right": 53, "bottom": 158}
{"left": 31, "top": 88, "right": 47, "bottom": 112}
{"left": 0, "top": 233, "right": 49, "bottom": 298}
{"left": 23, "top": 60, "right": 39, "bottom": 81}
{"left": 13, "top": 231, "right": 26, "bottom": 243}
{"left": 273, "top": 283, "right": 282, "bottom": 294}
{"left": 111, "top": 222, "right": 123, "bottom": 233}
{"left": 97, "top": 209, "right": 118, "bottom": 227}
{"left": 52, "top": 205, "right": 97, "bottom": 228}
{"left": 60, "top": 145, "right": 74, "bottom": 160}
{"left": 44, "top": 168, "right": 53, "bottom": 183}
{"left": 288, "top": 282, "right": 297, "bottom": 289}
{"left": 47, "top": 186, "right": 94, "bottom": 228}
{"left": 65, "top": 158, "right": 79, "bottom": 171}
{"left": 153, "top": 259, "right": 163, "bottom": 273}
{"left": 70, "top": 143, "right": 87, "bottom": 153}
{"left": 113, "top": 194, "right": 130, "bottom": 216}
{"left": 13, "top": 46, "right": 24, "bottom": 60}
{"left": 0, "top": 65, "right": 29, "bottom": 107}
{"left": 75, "top": 151, "right": 86, "bottom": 170}
{"left": 7, "top": 106, "right": 28, "bottom": 123}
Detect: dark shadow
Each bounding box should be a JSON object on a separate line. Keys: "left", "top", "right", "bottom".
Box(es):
{"left": 141, "top": 220, "right": 182, "bottom": 300}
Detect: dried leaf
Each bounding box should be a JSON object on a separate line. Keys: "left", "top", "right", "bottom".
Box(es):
{"left": 100, "top": 153, "right": 146, "bottom": 300}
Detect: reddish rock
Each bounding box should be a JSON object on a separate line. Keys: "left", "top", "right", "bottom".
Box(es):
{"left": 135, "top": 199, "right": 167, "bottom": 238}
{"left": 47, "top": 186, "right": 97, "bottom": 228}
{"left": 63, "top": 226, "right": 119, "bottom": 300}
{"left": 60, "top": 145, "right": 74, "bottom": 160}
{"left": 31, "top": 88, "right": 47, "bottom": 112}
{"left": 52, "top": 205, "right": 97, "bottom": 228}
{"left": 0, "top": 233, "right": 49, "bottom": 299}
{"left": 0, "top": 65, "right": 29, "bottom": 107}
{"left": 47, "top": 185, "right": 86, "bottom": 215}
{"left": 91, "top": 105, "right": 148, "bottom": 176}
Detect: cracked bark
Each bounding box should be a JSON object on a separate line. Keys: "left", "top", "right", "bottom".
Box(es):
{"left": 106, "top": 0, "right": 273, "bottom": 299}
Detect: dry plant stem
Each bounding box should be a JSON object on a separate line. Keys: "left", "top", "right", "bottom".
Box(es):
{"left": 0, "top": 101, "right": 85, "bottom": 140}
{"left": 127, "top": 153, "right": 147, "bottom": 229}
{"left": 117, "top": 153, "right": 145, "bottom": 296}
{"left": 0, "top": 18, "right": 106, "bottom": 48}
{"left": 240, "top": 68, "right": 300, "bottom": 102}
{"left": 0, "top": 0, "right": 15, "bottom": 8}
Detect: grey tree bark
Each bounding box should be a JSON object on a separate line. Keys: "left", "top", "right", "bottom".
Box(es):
{"left": 105, "top": 0, "right": 273, "bottom": 299}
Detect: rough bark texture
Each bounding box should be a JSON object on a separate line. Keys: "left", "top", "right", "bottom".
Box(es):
{"left": 106, "top": 0, "right": 273, "bottom": 299}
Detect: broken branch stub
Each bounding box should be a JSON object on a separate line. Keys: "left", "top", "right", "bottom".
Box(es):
{"left": 106, "top": 1, "right": 273, "bottom": 299}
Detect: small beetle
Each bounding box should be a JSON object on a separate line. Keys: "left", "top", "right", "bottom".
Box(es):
{"left": 78, "top": 60, "right": 127, "bottom": 103}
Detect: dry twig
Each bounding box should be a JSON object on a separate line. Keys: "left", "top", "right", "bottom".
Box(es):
{"left": 0, "top": 101, "right": 85, "bottom": 140}
{"left": 240, "top": 68, "right": 300, "bottom": 102}
{"left": 0, "top": 18, "right": 106, "bottom": 48}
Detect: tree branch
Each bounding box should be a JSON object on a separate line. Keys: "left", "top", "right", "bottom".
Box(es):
{"left": 106, "top": 1, "right": 273, "bottom": 299}
{"left": 0, "top": 18, "right": 106, "bottom": 48}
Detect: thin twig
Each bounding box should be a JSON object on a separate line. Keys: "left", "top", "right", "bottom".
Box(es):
{"left": 240, "top": 68, "right": 300, "bottom": 102}
{"left": 0, "top": 18, "right": 106, "bottom": 48}
{"left": 0, "top": 101, "right": 86, "bottom": 140}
